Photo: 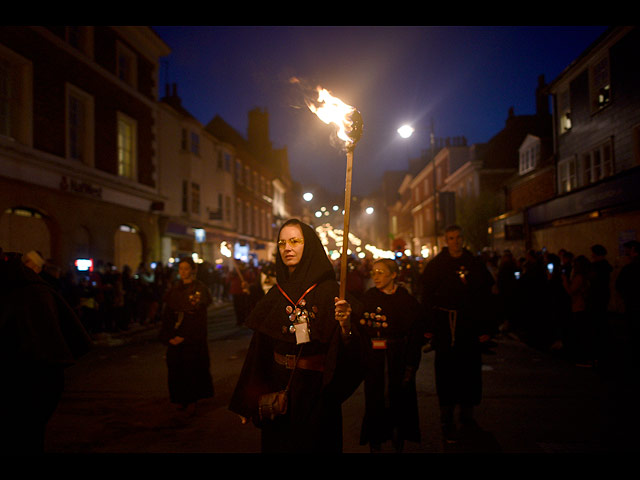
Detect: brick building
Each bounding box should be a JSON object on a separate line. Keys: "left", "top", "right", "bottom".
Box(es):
{"left": 0, "top": 26, "right": 169, "bottom": 271}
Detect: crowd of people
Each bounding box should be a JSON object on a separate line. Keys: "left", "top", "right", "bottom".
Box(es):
{"left": 485, "top": 241, "right": 639, "bottom": 370}
{"left": 4, "top": 229, "right": 638, "bottom": 454}
{"left": 30, "top": 256, "right": 266, "bottom": 338}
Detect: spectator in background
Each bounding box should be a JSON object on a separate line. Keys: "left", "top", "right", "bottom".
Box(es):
{"left": 588, "top": 244, "right": 613, "bottom": 367}
{"left": 22, "top": 250, "right": 45, "bottom": 274}
{"left": 563, "top": 255, "right": 593, "bottom": 367}
{"left": 1, "top": 249, "right": 92, "bottom": 454}
{"left": 228, "top": 262, "right": 252, "bottom": 326}
{"left": 615, "top": 240, "right": 640, "bottom": 368}
{"left": 496, "top": 250, "right": 518, "bottom": 336}
{"left": 546, "top": 253, "right": 571, "bottom": 353}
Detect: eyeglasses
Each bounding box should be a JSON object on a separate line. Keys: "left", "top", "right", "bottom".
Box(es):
{"left": 371, "top": 269, "right": 390, "bottom": 276}
{"left": 277, "top": 237, "right": 304, "bottom": 248}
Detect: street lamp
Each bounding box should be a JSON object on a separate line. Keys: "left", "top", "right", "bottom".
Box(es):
{"left": 303, "top": 192, "right": 314, "bottom": 202}
{"left": 398, "top": 119, "right": 438, "bottom": 253}
{"left": 397, "top": 124, "right": 415, "bottom": 139}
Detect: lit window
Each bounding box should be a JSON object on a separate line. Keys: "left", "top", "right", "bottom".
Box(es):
{"left": 590, "top": 55, "right": 611, "bottom": 112}
{"left": 117, "top": 112, "right": 137, "bottom": 180}
{"left": 557, "top": 88, "right": 571, "bottom": 134}
{"left": 558, "top": 156, "right": 578, "bottom": 194}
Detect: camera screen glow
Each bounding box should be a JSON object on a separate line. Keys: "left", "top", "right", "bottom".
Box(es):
{"left": 75, "top": 258, "right": 93, "bottom": 271}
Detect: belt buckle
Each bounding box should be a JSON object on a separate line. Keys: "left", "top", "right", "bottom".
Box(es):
{"left": 285, "top": 354, "right": 297, "bottom": 369}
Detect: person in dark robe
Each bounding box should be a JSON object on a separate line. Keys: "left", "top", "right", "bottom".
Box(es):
{"left": 418, "top": 225, "right": 495, "bottom": 444}
{"left": 0, "top": 249, "right": 92, "bottom": 454}
{"left": 356, "top": 258, "right": 426, "bottom": 453}
{"left": 229, "top": 218, "right": 364, "bottom": 453}
{"left": 616, "top": 240, "right": 640, "bottom": 369}
{"left": 159, "top": 257, "right": 214, "bottom": 415}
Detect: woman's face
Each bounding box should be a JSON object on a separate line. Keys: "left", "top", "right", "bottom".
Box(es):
{"left": 178, "top": 261, "right": 194, "bottom": 282}
{"left": 278, "top": 224, "right": 305, "bottom": 272}
{"left": 371, "top": 261, "right": 396, "bottom": 292}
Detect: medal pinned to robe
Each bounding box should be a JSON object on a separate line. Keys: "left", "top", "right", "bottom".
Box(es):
{"left": 359, "top": 306, "right": 389, "bottom": 349}
{"left": 278, "top": 283, "right": 317, "bottom": 344}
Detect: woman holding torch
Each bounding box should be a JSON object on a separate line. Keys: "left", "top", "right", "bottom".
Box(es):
{"left": 229, "top": 218, "right": 364, "bottom": 453}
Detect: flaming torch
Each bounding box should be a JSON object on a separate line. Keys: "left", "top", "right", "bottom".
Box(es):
{"left": 307, "top": 87, "right": 363, "bottom": 299}
{"left": 220, "top": 241, "right": 249, "bottom": 293}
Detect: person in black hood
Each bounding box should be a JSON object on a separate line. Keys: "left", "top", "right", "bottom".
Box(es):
{"left": 229, "top": 219, "right": 364, "bottom": 453}
{"left": 0, "top": 249, "right": 92, "bottom": 454}
{"left": 418, "top": 225, "right": 495, "bottom": 444}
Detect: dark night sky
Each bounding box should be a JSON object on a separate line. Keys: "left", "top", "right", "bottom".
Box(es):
{"left": 151, "top": 26, "right": 609, "bottom": 197}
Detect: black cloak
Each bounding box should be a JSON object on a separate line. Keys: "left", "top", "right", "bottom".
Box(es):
{"left": 419, "top": 246, "right": 494, "bottom": 407}
{"left": 357, "top": 285, "right": 426, "bottom": 446}
{"left": 228, "top": 220, "right": 364, "bottom": 453}
{"left": 159, "top": 278, "right": 214, "bottom": 405}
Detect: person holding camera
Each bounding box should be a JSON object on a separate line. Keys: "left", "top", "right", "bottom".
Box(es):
{"left": 229, "top": 219, "right": 364, "bottom": 453}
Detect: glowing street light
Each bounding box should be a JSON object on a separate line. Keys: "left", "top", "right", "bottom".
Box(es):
{"left": 397, "top": 124, "right": 415, "bottom": 139}
{"left": 303, "top": 192, "right": 314, "bottom": 202}
{"left": 398, "top": 119, "right": 438, "bottom": 251}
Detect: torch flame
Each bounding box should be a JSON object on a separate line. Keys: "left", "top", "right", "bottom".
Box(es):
{"left": 220, "top": 241, "right": 232, "bottom": 258}
{"left": 307, "top": 87, "right": 358, "bottom": 147}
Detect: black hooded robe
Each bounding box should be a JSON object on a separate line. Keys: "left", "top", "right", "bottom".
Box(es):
{"left": 419, "top": 247, "right": 494, "bottom": 408}
{"left": 229, "top": 221, "right": 364, "bottom": 453}
{"left": 159, "top": 279, "right": 214, "bottom": 406}
{"left": 357, "top": 285, "right": 426, "bottom": 446}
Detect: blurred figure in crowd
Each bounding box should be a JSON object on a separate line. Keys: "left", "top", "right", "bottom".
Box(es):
{"left": 0, "top": 249, "right": 92, "bottom": 454}
{"left": 159, "top": 257, "right": 214, "bottom": 416}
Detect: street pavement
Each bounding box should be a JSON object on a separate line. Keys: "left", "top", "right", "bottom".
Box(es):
{"left": 43, "top": 302, "right": 640, "bottom": 455}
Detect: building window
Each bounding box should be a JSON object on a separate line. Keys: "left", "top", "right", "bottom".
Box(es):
{"left": 65, "top": 26, "right": 93, "bottom": 57}
{"left": 117, "top": 112, "right": 137, "bottom": 180}
{"left": 558, "top": 156, "right": 578, "bottom": 194}
{"left": 190, "top": 131, "right": 200, "bottom": 155}
{"left": 235, "top": 160, "right": 243, "bottom": 184}
{"left": 633, "top": 124, "right": 640, "bottom": 165}
{"left": 181, "top": 180, "right": 188, "bottom": 213}
{"left": 581, "top": 138, "right": 614, "bottom": 186}
{"left": 0, "top": 59, "right": 10, "bottom": 137}
{"left": 245, "top": 166, "right": 251, "bottom": 190}
{"left": 590, "top": 55, "right": 611, "bottom": 113}
{"left": 225, "top": 195, "right": 231, "bottom": 222}
{"left": 181, "top": 129, "right": 188, "bottom": 151}
{"left": 0, "top": 45, "right": 32, "bottom": 144}
{"left": 519, "top": 138, "right": 540, "bottom": 175}
{"left": 66, "top": 84, "right": 94, "bottom": 166}
{"left": 116, "top": 42, "right": 137, "bottom": 88}
{"left": 191, "top": 182, "right": 200, "bottom": 214}
{"left": 557, "top": 88, "right": 572, "bottom": 134}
